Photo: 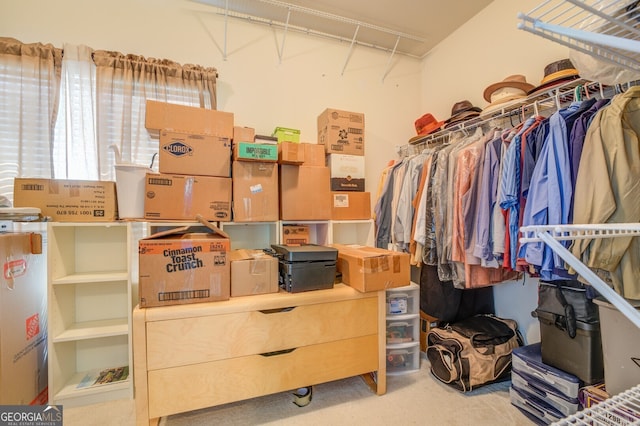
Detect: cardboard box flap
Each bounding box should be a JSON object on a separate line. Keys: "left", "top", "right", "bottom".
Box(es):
{"left": 229, "top": 249, "right": 271, "bottom": 262}
{"left": 144, "top": 215, "right": 229, "bottom": 240}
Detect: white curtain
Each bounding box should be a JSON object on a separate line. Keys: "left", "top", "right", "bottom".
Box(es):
{"left": 53, "top": 44, "right": 98, "bottom": 179}
{"left": 0, "top": 37, "right": 62, "bottom": 204}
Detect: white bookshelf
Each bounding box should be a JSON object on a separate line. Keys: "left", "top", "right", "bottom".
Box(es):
{"left": 47, "top": 222, "right": 133, "bottom": 407}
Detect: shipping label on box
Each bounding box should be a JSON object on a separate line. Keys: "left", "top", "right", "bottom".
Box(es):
{"left": 13, "top": 178, "right": 118, "bottom": 222}
{"left": 232, "top": 162, "right": 279, "bottom": 222}
{"left": 144, "top": 173, "right": 231, "bottom": 221}
{"left": 139, "top": 222, "right": 231, "bottom": 308}
{"left": 282, "top": 224, "right": 310, "bottom": 245}
{"left": 145, "top": 100, "right": 234, "bottom": 138}
{"left": 159, "top": 131, "right": 231, "bottom": 177}
{"left": 230, "top": 249, "right": 279, "bottom": 297}
{"left": 233, "top": 142, "right": 278, "bottom": 162}
{"left": 331, "top": 243, "right": 410, "bottom": 292}
{"left": 331, "top": 192, "right": 371, "bottom": 220}
{"left": 0, "top": 233, "right": 48, "bottom": 405}
{"left": 317, "top": 108, "right": 365, "bottom": 156}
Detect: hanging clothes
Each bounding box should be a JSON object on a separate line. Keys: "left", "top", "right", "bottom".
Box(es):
{"left": 571, "top": 86, "right": 640, "bottom": 300}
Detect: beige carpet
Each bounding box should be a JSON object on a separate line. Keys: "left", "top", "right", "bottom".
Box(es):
{"left": 64, "top": 359, "right": 535, "bottom": 425}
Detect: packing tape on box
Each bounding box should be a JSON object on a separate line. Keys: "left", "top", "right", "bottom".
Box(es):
{"left": 292, "top": 386, "right": 312, "bottom": 407}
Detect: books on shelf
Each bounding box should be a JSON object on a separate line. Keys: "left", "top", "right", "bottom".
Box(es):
{"left": 77, "top": 366, "right": 129, "bottom": 389}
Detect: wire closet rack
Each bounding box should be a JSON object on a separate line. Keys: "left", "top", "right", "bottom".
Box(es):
{"left": 518, "top": 1, "right": 640, "bottom": 424}
{"left": 518, "top": 0, "right": 640, "bottom": 73}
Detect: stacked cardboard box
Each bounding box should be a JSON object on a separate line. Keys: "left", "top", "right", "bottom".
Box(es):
{"left": 317, "top": 108, "right": 371, "bottom": 221}
{"left": 13, "top": 179, "right": 118, "bottom": 222}
{"left": 143, "top": 100, "right": 234, "bottom": 221}
{"left": 231, "top": 126, "right": 280, "bottom": 222}
{"left": 139, "top": 221, "right": 231, "bottom": 307}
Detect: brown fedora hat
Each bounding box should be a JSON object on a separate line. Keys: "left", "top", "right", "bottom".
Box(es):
{"left": 528, "top": 58, "right": 580, "bottom": 95}
{"left": 444, "top": 100, "right": 482, "bottom": 127}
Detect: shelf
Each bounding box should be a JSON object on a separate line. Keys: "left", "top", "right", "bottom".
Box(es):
{"left": 51, "top": 271, "right": 128, "bottom": 285}
{"left": 54, "top": 372, "right": 131, "bottom": 406}
{"left": 554, "top": 384, "right": 640, "bottom": 425}
{"left": 329, "top": 219, "right": 375, "bottom": 246}
{"left": 518, "top": 0, "right": 640, "bottom": 73}
{"left": 47, "top": 222, "right": 133, "bottom": 405}
{"left": 52, "top": 318, "right": 129, "bottom": 342}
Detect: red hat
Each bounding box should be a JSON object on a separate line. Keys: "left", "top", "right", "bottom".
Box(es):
{"left": 414, "top": 113, "right": 444, "bottom": 136}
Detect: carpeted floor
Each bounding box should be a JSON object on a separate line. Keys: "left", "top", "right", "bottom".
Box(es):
{"left": 64, "top": 358, "right": 534, "bottom": 425}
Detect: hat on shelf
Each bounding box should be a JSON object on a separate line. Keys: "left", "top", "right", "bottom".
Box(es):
{"left": 414, "top": 113, "right": 445, "bottom": 136}
{"left": 528, "top": 58, "right": 580, "bottom": 95}
{"left": 481, "top": 74, "right": 534, "bottom": 117}
{"left": 444, "top": 100, "right": 482, "bottom": 129}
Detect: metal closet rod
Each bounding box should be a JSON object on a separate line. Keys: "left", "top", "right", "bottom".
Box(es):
{"left": 405, "top": 79, "right": 609, "bottom": 150}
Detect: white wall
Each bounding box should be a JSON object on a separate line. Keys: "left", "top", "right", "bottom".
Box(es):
{"left": 421, "top": 0, "right": 568, "bottom": 121}
{"left": 2, "top": 0, "right": 570, "bottom": 342}
{"left": 0, "top": 0, "right": 422, "bottom": 197}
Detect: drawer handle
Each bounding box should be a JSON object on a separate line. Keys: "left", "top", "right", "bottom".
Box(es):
{"left": 260, "top": 348, "right": 297, "bottom": 357}
{"left": 259, "top": 306, "right": 296, "bottom": 314}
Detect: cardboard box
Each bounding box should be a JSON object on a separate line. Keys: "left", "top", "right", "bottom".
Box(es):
{"left": 331, "top": 192, "right": 371, "bottom": 220}
{"left": 0, "top": 233, "right": 48, "bottom": 404}
{"left": 144, "top": 173, "right": 231, "bottom": 221}
{"left": 138, "top": 221, "right": 231, "bottom": 307}
{"left": 278, "top": 141, "right": 305, "bottom": 164}
{"left": 232, "top": 161, "right": 279, "bottom": 222}
{"left": 327, "top": 153, "right": 366, "bottom": 191}
{"left": 159, "top": 131, "right": 231, "bottom": 177}
{"left": 145, "top": 100, "right": 234, "bottom": 138}
{"left": 229, "top": 249, "right": 279, "bottom": 297}
{"left": 233, "top": 126, "right": 255, "bottom": 142}
{"left": 331, "top": 244, "right": 410, "bottom": 292}
{"left": 303, "top": 143, "right": 326, "bottom": 167}
{"left": 13, "top": 178, "right": 117, "bottom": 222}
{"left": 282, "top": 224, "right": 310, "bottom": 245}
{"left": 317, "top": 108, "right": 365, "bottom": 156}
{"left": 280, "top": 165, "right": 331, "bottom": 220}
{"left": 233, "top": 142, "right": 278, "bottom": 162}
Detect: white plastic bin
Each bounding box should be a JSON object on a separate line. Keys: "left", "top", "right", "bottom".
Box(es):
{"left": 594, "top": 298, "right": 640, "bottom": 396}
{"left": 115, "top": 163, "right": 150, "bottom": 219}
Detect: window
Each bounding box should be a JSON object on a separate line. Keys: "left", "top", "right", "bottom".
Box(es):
{"left": 0, "top": 38, "right": 217, "bottom": 206}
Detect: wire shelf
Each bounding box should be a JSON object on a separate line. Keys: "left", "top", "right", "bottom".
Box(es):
{"left": 518, "top": 0, "right": 640, "bottom": 72}
{"left": 552, "top": 385, "right": 640, "bottom": 425}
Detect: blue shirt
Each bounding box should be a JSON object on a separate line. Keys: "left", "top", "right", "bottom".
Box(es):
{"left": 499, "top": 117, "right": 537, "bottom": 270}
{"left": 520, "top": 103, "right": 581, "bottom": 279}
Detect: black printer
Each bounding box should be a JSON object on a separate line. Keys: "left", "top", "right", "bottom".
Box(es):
{"left": 269, "top": 244, "right": 338, "bottom": 293}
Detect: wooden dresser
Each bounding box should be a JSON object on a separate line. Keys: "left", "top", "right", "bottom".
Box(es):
{"left": 133, "top": 284, "right": 386, "bottom": 425}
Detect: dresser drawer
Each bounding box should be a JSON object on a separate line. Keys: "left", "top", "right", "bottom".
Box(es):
{"left": 146, "top": 297, "right": 377, "bottom": 369}
{"left": 147, "top": 334, "right": 378, "bottom": 418}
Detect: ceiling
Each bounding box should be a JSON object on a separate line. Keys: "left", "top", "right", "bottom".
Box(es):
{"left": 193, "top": 0, "right": 494, "bottom": 58}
